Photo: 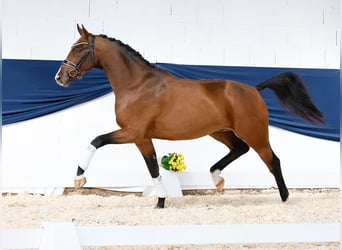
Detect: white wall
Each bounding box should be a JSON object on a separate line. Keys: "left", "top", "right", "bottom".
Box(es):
{"left": 2, "top": 0, "right": 340, "bottom": 192}
{"left": 3, "top": 0, "right": 340, "bottom": 68}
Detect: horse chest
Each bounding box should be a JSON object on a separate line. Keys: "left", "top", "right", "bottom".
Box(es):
{"left": 114, "top": 97, "right": 156, "bottom": 127}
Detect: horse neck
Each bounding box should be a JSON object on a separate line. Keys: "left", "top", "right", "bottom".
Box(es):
{"left": 94, "top": 39, "right": 155, "bottom": 94}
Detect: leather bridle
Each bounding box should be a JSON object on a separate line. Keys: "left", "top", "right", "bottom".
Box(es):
{"left": 63, "top": 35, "right": 96, "bottom": 79}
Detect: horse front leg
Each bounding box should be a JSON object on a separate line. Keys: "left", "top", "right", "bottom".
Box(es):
{"left": 135, "top": 139, "right": 167, "bottom": 208}
{"left": 75, "top": 129, "right": 135, "bottom": 188}
{"left": 75, "top": 131, "right": 167, "bottom": 208}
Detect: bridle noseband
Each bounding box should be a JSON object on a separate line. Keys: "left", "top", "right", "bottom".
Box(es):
{"left": 63, "top": 35, "right": 96, "bottom": 79}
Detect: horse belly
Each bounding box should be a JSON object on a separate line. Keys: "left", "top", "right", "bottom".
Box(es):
{"left": 151, "top": 107, "right": 229, "bottom": 140}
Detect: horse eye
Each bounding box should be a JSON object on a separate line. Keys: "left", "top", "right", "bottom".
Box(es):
{"left": 75, "top": 47, "right": 82, "bottom": 53}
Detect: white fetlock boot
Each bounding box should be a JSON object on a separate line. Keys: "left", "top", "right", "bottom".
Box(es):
{"left": 211, "top": 169, "right": 225, "bottom": 192}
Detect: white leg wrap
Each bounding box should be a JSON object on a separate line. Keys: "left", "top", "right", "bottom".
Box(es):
{"left": 74, "top": 174, "right": 85, "bottom": 180}
{"left": 211, "top": 169, "right": 222, "bottom": 185}
{"left": 78, "top": 144, "right": 96, "bottom": 171}
{"left": 152, "top": 175, "right": 167, "bottom": 198}
{"left": 211, "top": 169, "right": 225, "bottom": 192}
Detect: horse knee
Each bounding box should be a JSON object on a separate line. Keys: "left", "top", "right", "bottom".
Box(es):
{"left": 238, "top": 141, "right": 250, "bottom": 154}
{"left": 91, "top": 136, "right": 104, "bottom": 148}
{"left": 91, "top": 133, "right": 115, "bottom": 148}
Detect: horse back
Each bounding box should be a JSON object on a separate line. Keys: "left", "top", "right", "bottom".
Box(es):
{"left": 160, "top": 76, "right": 268, "bottom": 122}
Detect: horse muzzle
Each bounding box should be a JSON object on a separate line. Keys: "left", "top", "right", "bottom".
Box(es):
{"left": 55, "top": 70, "right": 71, "bottom": 87}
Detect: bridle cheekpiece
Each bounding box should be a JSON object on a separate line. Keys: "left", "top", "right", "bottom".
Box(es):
{"left": 63, "top": 35, "right": 96, "bottom": 79}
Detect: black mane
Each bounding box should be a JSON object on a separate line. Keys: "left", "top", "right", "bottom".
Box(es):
{"left": 98, "top": 34, "right": 155, "bottom": 68}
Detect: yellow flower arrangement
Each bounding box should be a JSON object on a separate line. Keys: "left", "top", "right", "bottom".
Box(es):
{"left": 161, "top": 153, "right": 187, "bottom": 173}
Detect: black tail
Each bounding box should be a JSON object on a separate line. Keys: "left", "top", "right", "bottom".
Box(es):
{"left": 256, "top": 72, "right": 324, "bottom": 124}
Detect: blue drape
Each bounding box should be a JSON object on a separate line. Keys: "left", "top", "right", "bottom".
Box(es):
{"left": 3, "top": 59, "right": 339, "bottom": 141}
{"left": 157, "top": 63, "right": 340, "bottom": 141}
{"left": 3, "top": 59, "right": 112, "bottom": 125}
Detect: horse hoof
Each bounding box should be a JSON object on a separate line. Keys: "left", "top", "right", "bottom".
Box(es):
{"left": 74, "top": 176, "right": 87, "bottom": 188}
{"left": 281, "top": 191, "right": 289, "bottom": 202}
{"left": 216, "top": 178, "right": 225, "bottom": 192}
{"left": 155, "top": 197, "right": 165, "bottom": 209}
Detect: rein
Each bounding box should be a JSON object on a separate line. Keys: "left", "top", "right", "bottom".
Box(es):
{"left": 63, "top": 35, "right": 96, "bottom": 79}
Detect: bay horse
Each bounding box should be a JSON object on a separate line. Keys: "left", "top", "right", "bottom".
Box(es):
{"left": 55, "top": 25, "right": 324, "bottom": 208}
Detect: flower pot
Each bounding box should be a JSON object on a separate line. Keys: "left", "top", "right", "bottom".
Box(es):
{"left": 159, "top": 167, "right": 183, "bottom": 197}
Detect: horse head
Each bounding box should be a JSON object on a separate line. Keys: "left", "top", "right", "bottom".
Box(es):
{"left": 55, "top": 24, "right": 96, "bottom": 87}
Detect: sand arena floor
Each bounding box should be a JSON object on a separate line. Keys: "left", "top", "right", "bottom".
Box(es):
{"left": 2, "top": 188, "right": 340, "bottom": 249}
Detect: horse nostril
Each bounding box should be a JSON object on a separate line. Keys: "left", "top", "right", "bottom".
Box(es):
{"left": 55, "top": 73, "right": 61, "bottom": 81}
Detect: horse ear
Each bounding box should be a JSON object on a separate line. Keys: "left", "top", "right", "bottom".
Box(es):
{"left": 77, "top": 24, "right": 90, "bottom": 38}
{"left": 77, "top": 24, "right": 83, "bottom": 36}
{"left": 81, "top": 25, "right": 90, "bottom": 38}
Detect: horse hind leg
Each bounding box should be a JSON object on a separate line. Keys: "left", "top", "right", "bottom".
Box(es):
{"left": 272, "top": 151, "right": 289, "bottom": 201}
{"left": 253, "top": 145, "right": 289, "bottom": 202}
{"left": 209, "top": 131, "right": 250, "bottom": 192}
{"left": 232, "top": 125, "right": 289, "bottom": 201}
{"left": 236, "top": 125, "right": 289, "bottom": 201}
